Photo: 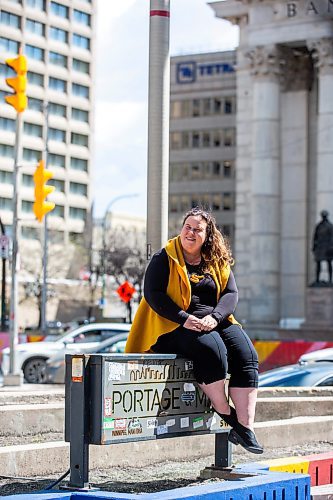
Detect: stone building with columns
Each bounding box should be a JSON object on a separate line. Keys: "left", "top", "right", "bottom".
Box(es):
{"left": 210, "top": 0, "right": 333, "bottom": 334}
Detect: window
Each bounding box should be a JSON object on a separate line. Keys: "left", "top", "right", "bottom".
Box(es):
{"left": 203, "top": 98, "right": 211, "bottom": 115}
{"left": 73, "top": 33, "right": 90, "bottom": 50}
{"left": 26, "top": 0, "right": 45, "bottom": 10}
{"left": 70, "top": 157, "right": 87, "bottom": 171}
{"left": 48, "top": 178, "right": 64, "bottom": 192}
{"left": 170, "top": 101, "right": 182, "bottom": 119}
{"left": 49, "top": 77, "right": 66, "bottom": 93}
{"left": 28, "top": 97, "right": 43, "bottom": 111}
{"left": 22, "top": 174, "right": 33, "bottom": 187}
{"left": 50, "top": 26, "right": 68, "bottom": 43}
{"left": 213, "top": 98, "right": 222, "bottom": 114}
{"left": 26, "top": 44, "right": 44, "bottom": 61}
{"left": 212, "top": 162, "right": 221, "bottom": 177}
{"left": 73, "top": 9, "right": 91, "bottom": 26}
{"left": 71, "top": 132, "right": 88, "bottom": 147}
{"left": 22, "top": 200, "right": 34, "bottom": 213}
{"left": 0, "top": 11, "right": 21, "bottom": 29}
{"left": 49, "top": 102, "right": 66, "bottom": 117}
{"left": 72, "top": 83, "right": 89, "bottom": 98}
{"left": 192, "top": 99, "right": 200, "bottom": 117}
{"left": 23, "top": 148, "right": 41, "bottom": 162}
{"left": 0, "top": 170, "right": 13, "bottom": 184}
{"left": 170, "top": 132, "right": 181, "bottom": 150}
{"left": 49, "top": 230, "right": 64, "bottom": 243}
{"left": 26, "top": 19, "right": 44, "bottom": 36}
{"left": 191, "top": 164, "right": 201, "bottom": 179}
{"left": 69, "top": 207, "right": 86, "bottom": 220}
{"left": 71, "top": 108, "right": 88, "bottom": 122}
{"left": 69, "top": 182, "right": 87, "bottom": 196}
{"left": 213, "top": 131, "right": 221, "bottom": 147}
{"left": 202, "top": 132, "right": 210, "bottom": 148}
{"left": 223, "top": 161, "right": 233, "bottom": 178}
{"left": 170, "top": 195, "right": 178, "bottom": 213}
{"left": 27, "top": 71, "right": 43, "bottom": 86}
{"left": 21, "top": 226, "right": 38, "bottom": 239}
{"left": 69, "top": 232, "right": 84, "bottom": 244}
{"left": 0, "top": 117, "right": 15, "bottom": 132}
{"left": 0, "top": 37, "right": 19, "bottom": 54}
{"left": 24, "top": 122, "right": 43, "bottom": 137}
{"left": 223, "top": 192, "right": 233, "bottom": 211}
{"left": 50, "top": 205, "right": 64, "bottom": 218}
{"left": 0, "top": 63, "right": 14, "bottom": 78}
{"left": 0, "top": 144, "right": 14, "bottom": 158}
{"left": 48, "top": 153, "right": 65, "bottom": 168}
{"left": 0, "top": 197, "right": 13, "bottom": 211}
{"left": 224, "top": 128, "right": 235, "bottom": 147}
{"left": 224, "top": 98, "right": 233, "bottom": 114}
{"left": 72, "top": 58, "right": 89, "bottom": 74}
{"left": 192, "top": 132, "right": 200, "bottom": 148}
{"left": 50, "top": 1, "right": 69, "bottom": 18}
{"left": 212, "top": 194, "right": 222, "bottom": 211}
{"left": 49, "top": 51, "right": 67, "bottom": 67}
{"left": 49, "top": 128, "right": 66, "bottom": 142}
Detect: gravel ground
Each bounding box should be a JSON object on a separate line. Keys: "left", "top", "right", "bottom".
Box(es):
{"left": 0, "top": 440, "right": 332, "bottom": 496}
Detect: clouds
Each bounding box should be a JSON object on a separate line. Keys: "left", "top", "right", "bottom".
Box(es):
{"left": 93, "top": 0, "right": 239, "bottom": 218}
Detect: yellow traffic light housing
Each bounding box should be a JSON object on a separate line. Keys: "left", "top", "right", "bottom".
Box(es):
{"left": 5, "top": 54, "right": 28, "bottom": 113}
{"left": 33, "top": 160, "right": 55, "bottom": 222}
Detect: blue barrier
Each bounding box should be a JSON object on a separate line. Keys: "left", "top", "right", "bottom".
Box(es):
{"left": 1, "top": 468, "right": 311, "bottom": 500}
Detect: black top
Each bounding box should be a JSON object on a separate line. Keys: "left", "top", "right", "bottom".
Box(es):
{"left": 143, "top": 248, "right": 238, "bottom": 326}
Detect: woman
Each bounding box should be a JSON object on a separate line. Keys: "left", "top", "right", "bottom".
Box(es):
{"left": 125, "top": 207, "right": 263, "bottom": 454}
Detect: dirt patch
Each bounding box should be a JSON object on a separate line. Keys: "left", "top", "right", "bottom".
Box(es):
{"left": 0, "top": 440, "right": 332, "bottom": 496}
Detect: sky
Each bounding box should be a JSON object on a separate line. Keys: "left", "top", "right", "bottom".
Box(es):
{"left": 93, "top": 0, "right": 239, "bottom": 219}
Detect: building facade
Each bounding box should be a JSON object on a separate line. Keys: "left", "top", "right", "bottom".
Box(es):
{"left": 0, "top": 0, "right": 95, "bottom": 244}
{"left": 210, "top": 0, "right": 333, "bottom": 330}
{"left": 169, "top": 51, "right": 237, "bottom": 245}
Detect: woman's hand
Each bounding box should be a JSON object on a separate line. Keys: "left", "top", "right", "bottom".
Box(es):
{"left": 200, "top": 315, "right": 218, "bottom": 331}
{"left": 183, "top": 315, "right": 203, "bottom": 331}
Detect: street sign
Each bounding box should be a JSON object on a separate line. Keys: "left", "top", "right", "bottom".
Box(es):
{"left": 117, "top": 281, "right": 135, "bottom": 303}
{"left": 0, "top": 235, "right": 9, "bottom": 259}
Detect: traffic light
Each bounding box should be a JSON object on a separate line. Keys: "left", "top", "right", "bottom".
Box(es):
{"left": 33, "top": 160, "right": 55, "bottom": 222}
{"left": 5, "top": 54, "right": 28, "bottom": 113}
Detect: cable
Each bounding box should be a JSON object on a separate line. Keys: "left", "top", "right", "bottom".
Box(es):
{"left": 44, "top": 468, "right": 70, "bottom": 490}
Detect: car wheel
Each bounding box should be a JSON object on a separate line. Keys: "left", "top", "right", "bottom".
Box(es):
{"left": 23, "top": 357, "right": 47, "bottom": 384}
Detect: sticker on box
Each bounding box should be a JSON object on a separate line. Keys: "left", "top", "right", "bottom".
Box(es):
{"left": 180, "top": 417, "right": 189, "bottom": 428}
{"left": 156, "top": 424, "right": 168, "bottom": 435}
{"left": 184, "top": 361, "right": 193, "bottom": 371}
{"left": 108, "top": 362, "right": 125, "bottom": 381}
{"left": 183, "top": 383, "right": 195, "bottom": 392}
{"left": 166, "top": 419, "right": 175, "bottom": 427}
{"left": 104, "top": 397, "right": 112, "bottom": 417}
{"left": 147, "top": 418, "right": 158, "bottom": 429}
{"left": 193, "top": 417, "right": 203, "bottom": 429}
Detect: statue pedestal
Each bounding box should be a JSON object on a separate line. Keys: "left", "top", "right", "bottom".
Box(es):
{"left": 279, "top": 287, "right": 333, "bottom": 341}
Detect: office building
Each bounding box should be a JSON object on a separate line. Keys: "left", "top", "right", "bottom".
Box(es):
{"left": 169, "top": 51, "right": 237, "bottom": 246}
{"left": 0, "top": 0, "right": 95, "bottom": 245}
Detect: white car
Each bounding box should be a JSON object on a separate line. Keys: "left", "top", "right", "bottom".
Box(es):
{"left": 1, "top": 322, "right": 131, "bottom": 383}
{"left": 299, "top": 347, "right": 333, "bottom": 364}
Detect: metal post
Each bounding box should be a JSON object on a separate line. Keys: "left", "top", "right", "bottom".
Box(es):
{"left": 100, "top": 194, "right": 138, "bottom": 312}
{"left": 67, "top": 355, "right": 90, "bottom": 489}
{"left": 41, "top": 102, "right": 49, "bottom": 336}
{"left": 0, "top": 219, "right": 7, "bottom": 331}
{"left": 147, "top": 0, "right": 170, "bottom": 256}
{"left": 5, "top": 111, "right": 23, "bottom": 385}
{"left": 214, "top": 432, "right": 232, "bottom": 468}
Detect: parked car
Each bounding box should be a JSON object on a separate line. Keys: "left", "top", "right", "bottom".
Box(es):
{"left": 299, "top": 347, "right": 333, "bottom": 364}
{"left": 1, "top": 323, "right": 131, "bottom": 384}
{"left": 46, "top": 331, "right": 129, "bottom": 384}
{"left": 258, "top": 361, "right": 333, "bottom": 387}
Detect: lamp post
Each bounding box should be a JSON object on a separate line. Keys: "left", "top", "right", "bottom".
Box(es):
{"left": 100, "top": 194, "right": 139, "bottom": 312}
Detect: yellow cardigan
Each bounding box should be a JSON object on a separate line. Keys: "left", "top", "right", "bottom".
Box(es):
{"left": 125, "top": 235, "right": 238, "bottom": 353}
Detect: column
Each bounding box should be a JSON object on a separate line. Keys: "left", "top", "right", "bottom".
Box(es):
{"left": 248, "top": 45, "right": 281, "bottom": 323}
{"left": 309, "top": 38, "right": 333, "bottom": 216}
{"left": 280, "top": 49, "right": 311, "bottom": 321}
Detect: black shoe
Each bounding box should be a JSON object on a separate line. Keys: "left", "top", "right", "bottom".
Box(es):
{"left": 228, "top": 425, "right": 264, "bottom": 454}
{"left": 214, "top": 406, "right": 238, "bottom": 428}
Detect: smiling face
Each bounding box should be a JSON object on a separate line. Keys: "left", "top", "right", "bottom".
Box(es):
{"left": 180, "top": 215, "right": 207, "bottom": 256}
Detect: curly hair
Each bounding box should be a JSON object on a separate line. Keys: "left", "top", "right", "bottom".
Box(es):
{"left": 182, "top": 207, "right": 234, "bottom": 268}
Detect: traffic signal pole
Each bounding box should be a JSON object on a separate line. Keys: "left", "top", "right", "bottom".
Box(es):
{"left": 5, "top": 111, "right": 23, "bottom": 385}
{"left": 41, "top": 103, "right": 50, "bottom": 336}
